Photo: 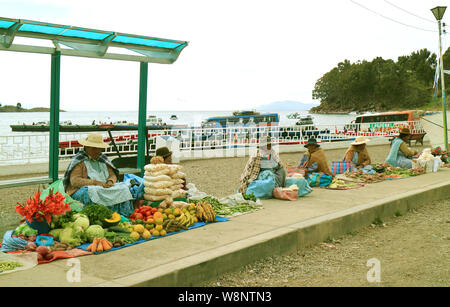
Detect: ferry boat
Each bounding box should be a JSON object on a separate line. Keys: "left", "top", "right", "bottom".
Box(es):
{"left": 295, "top": 115, "right": 314, "bottom": 126}
{"left": 202, "top": 111, "right": 279, "bottom": 128}
{"left": 343, "top": 110, "right": 426, "bottom": 144}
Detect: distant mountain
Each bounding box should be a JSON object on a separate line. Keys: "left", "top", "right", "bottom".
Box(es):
{"left": 255, "top": 100, "right": 318, "bottom": 111}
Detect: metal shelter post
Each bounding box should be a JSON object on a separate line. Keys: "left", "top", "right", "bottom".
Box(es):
{"left": 137, "top": 62, "right": 148, "bottom": 176}
{"left": 49, "top": 51, "right": 61, "bottom": 181}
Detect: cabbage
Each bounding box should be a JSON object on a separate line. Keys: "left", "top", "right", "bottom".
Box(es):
{"left": 49, "top": 228, "right": 64, "bottom": 240}
{"left": 85, "top": 225, "right": 105, "bottom": 242}
{"left": 73, "top": 216, "right": 90, "bottom": 231}
{"left": 59, "top": 227, "right": 83, "bottom": 246}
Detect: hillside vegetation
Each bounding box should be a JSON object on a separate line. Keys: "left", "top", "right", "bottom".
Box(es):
{"left": 311, "top": 48, "right": 450, "bottom": 114}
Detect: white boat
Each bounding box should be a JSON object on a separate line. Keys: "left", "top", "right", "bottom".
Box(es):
{"left": 146, "top": 115, "right": 165, "bottom": 126}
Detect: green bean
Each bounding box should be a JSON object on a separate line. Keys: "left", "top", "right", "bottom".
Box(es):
{"left": 0, "top": 261, "right": 23, "bottom": 273}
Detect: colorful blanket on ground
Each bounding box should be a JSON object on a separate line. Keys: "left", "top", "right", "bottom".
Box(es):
{"left": 1, "top": 216, "right": 229, "bottom": 262}
{"left": 76, "top": 216, "right": 229, "bottom": 255}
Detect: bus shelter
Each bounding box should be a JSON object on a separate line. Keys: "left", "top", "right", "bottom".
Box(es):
{"left": 0, "top": 17, "right": 188, "bottom": 186}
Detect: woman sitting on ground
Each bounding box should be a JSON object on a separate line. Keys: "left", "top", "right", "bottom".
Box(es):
{"left": 385, "top": 127, "right": 418, "bottom": 169}
{"left": 239, "top": 136, "right": 286, "bottom": 195}
{"left": 298, "top": 138, "right": 332, "bottom": 176}
{"left": 63, "top": 133, "right": 143, "bottom": 216}
{"left": 343, "top": 136, "right": 372, "bottom": 168}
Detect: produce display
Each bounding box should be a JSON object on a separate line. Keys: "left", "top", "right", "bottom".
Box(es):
{"left": 345, "top": 163, "right": 426, "bottom": 183}
{"left": 0, "top": 261, "right": 23, "bottom": 273}
{"left": 328, "top": 179, "right": 360, "bottom": 189}
{"left": 190, "top": 196, "right": 260, "bottom": 216}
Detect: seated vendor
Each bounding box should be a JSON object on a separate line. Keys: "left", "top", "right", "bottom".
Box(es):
{"left": 385, "top": 127, "right": 418, "bottom": 169}
{"left": 239, "top": 136, "right": 286, "bottom": 194}
{"left": 299, "top": 138, "right": 332, "bottom": 176}
{"left": 343, "top": 136, "right": 371, "bottom": 168}
{"left": 155, "top": 146, "right": 187, "bottom": 190}
{"left": 63, "top": 133, "right": 143, "bottom": 216}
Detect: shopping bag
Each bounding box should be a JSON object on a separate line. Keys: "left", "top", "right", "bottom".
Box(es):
{"left": 272, "top": 187, "right": 298, "bottom": 201}
{"left": 246, "top": 170, "right": 277, "bottom": 199}
{"left": 307, "top": 172, "right": 333, "bottom": 187}
{"left": 331, "top": 161, "right": 355, "bottom": 175}
{"left": 284, "top": 177, "right": 313, "bottom": 197}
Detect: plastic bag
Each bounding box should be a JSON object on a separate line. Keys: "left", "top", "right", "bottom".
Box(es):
{"left": 0, "top": 252, "right": 37, "bottom": 276}
{"left": 219, "top": 193, "right": 262, "bottom": 207}
{"left": 246, "top": 170, "right": 277, "bottom": 199}
{"left": 40, "top": 180, "right": 83, "bottom": 212}
{"left": 186, "top": 183, "right": 208, "bottom": 200}
{"left": 272, "top": 187, "right": 298, "bottom": 201}
{"left": 284, "top": 177, "right": 313, "bottom": 197}
{"left": 0, "top": 231, "right": 28, "bottom": 252}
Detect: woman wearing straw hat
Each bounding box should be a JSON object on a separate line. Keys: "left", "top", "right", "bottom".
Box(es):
{"left": 343, "top": 136, "right": 372, "bottom": 168}
{"left": 385, "top": 127, "right": 419, "bottom": 169}
{"left": 63, "top": 133, "right": 142, "bottom": 216}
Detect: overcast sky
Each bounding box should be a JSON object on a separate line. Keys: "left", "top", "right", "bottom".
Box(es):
{"left": 0, "top": 0, "right": 447, "bottom": 111}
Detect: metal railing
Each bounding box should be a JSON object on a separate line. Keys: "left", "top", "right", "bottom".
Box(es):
{"left": 0, "top": 120, "right": 425, "bottom": 164}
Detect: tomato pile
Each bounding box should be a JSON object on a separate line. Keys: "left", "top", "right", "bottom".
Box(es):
{"left": 129, "top": 205, "right": 158, "bottom": 223}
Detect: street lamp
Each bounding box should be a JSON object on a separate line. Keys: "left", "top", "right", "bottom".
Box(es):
{"left": 431, "top": 6, "right": 448, "bottom": 150}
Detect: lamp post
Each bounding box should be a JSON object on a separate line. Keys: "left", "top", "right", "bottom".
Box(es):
{"left": 431, "top": 6, "right": 448, "bottom": 150}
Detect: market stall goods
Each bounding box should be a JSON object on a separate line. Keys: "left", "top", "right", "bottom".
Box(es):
{"left": 143, "top": 163, "right": 186, "bottom": 202}
{"left": 195, "top": 201, "right": 217, "bottom": 223}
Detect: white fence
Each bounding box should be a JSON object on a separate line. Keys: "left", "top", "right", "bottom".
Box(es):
{"left": 0, "top": 120, "right": 425, "bottom": 165}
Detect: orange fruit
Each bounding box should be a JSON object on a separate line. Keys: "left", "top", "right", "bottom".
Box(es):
{"left": 155, "top": 224, "right": 163, "bottom": 231}
{"left": 142, "top": 230, "right": 151, "bottom": 239}
{"left": 152, "top": 230, "right": 160, "bottom": 237}
{"left": 153, "top": 212, "right": 163, "bottom": 220}
{"left": 160, "top": 230, "right": 167, "bottom": 236}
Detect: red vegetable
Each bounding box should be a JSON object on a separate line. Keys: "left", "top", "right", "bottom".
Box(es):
{"left": 26, "top": 242, "right": 37, "bottom": 251}
{"left": 36, "top": 245, "right": 49, "bottom": 256}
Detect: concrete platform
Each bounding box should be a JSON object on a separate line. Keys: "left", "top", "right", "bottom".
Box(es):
{"left": 1, "top": 168, "right": 449, "bottom": 287}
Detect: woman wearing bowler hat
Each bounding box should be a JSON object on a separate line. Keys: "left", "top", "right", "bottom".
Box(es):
{"left": 63, "top": 133, "right": 143, "bottom": 216}
{"left": 298, "top": 138, "right": 332, "bottom": 176}
{"left": 385, "top": 127, "right": 418, "bottom": 169}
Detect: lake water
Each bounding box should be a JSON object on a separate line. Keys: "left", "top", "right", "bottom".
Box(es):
{"left": 0, "top": 110, "right": 357, "bottom": 136}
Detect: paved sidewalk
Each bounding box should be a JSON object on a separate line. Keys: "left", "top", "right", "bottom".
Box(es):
{"left": 1, "top": 168, "right": 449, "bottom": 287}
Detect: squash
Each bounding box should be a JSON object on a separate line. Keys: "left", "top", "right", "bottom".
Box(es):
{"left": 103, "top": 212, "right": 121, "bottom": 227}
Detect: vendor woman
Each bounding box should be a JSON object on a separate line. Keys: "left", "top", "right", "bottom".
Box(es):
{"left": 298, "top": 138, "right": 332, "bottom": 176}
{"left": 63, "top": 133, "right": 143, "bottom": 216}
{"left": 385, "top": 127, "right": 418, "bottom": 169}
{"left": 343, "top": 136, "right": 371, "bottom": 168}
{"left": 239, "top": 136, "right": 286, "bottom": 194}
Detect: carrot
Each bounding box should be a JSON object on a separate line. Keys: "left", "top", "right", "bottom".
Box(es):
{"left": 96, "top": 238, "right": 104, "bottom": 252}
{"left": 87, "top": 243, "right": 92, "bottom": 252}
{"left": 100, "top": 238, "right": 111, "bottom": 251}
{"left": 104, "top": 238, "right": 113, "bottom": 249}
{"left": 91, "top": 237, "right": 99, "bottom": 253}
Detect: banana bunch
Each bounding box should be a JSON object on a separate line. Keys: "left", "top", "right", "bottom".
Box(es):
{"left": 175, "top": 211, "right": 195, "bottom": 228}
{"left": 195, "top": 202, "right": 216, "bottom": 223}
{"left": 163, "top": 218, "right": 188, "bottom": 232}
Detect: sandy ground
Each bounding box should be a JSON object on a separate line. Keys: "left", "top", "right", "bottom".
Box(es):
{"left": 0, "top": 143, "right": 428, "bottom": 238}
{"left": 202, "top": 197, "right": 450, "bottom": 287}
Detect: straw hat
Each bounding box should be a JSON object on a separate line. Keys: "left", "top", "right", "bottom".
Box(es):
{"left": 78, "top": 133, "right": 110, "bottom": 149}
{"left": 351, "top": 136, "right": 370, "bottom": 145}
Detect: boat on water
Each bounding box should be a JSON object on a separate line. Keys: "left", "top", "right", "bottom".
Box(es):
{"left": 295, "top": 115, "right": 314, "bottom": 126}
{"left": 342, "top": 110, "right": 426, "bottom": 144}
{"left": 202, "top": 110, "right": 279, "bottom": 128}
{"left": 170, "top": 114, "right": 178, "bottom": 120}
